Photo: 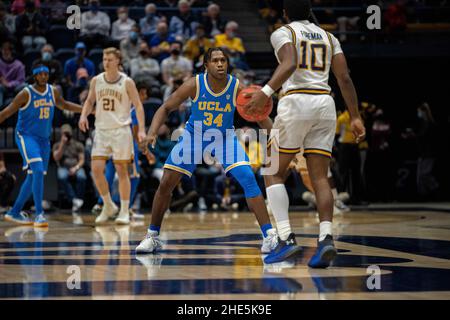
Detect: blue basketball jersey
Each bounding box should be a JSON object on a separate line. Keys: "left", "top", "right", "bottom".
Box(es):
{"left": 16, "top": 84, "right": 56, "bottom": 139}
{"left": 186, "top": 73, "right": 239, "bottom": 134}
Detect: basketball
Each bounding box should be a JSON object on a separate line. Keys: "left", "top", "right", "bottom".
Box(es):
{"left": 236, "top": 85, "right": 273, "bottom": 122}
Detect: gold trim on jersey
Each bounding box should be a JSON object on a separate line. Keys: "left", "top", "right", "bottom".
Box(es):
{"left": 284, "top": 25, "right": 297, "bottom": 47}
{"left": 113, "top": 159, "right": 133, "bottom": 164}
{"left": 233, "top": 79, "right": 239, "bottom": 106}
{"left": 192, "top": 75, "right": 200, "bottom": 102}
{"left": 224, "top": 161, "right": 251, "bottom": 173}
{"left": 282, "top": 88, "right": 331, "bottom": 98}
{"left": 92, "top": 156, "right": 110, "bottom": 161}
{"left": 163, "top": 164, "right": 192, "bottom": 177}
{"left": 326, "top": 32, "right": 335, "bottom": 56}
{"left": 203, "top": 73, "right": 233, "bottom": 97}
{"left": 303, "top": 149, "right": 332, "bottom": 158}
{"left": 103, "top": 74, "right": 123, "bottom": 85}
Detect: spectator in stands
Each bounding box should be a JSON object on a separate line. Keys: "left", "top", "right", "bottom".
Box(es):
{"left": 0, "top": 153, "right": 16, "bottom": 212}
{"left": 11, "top": 0, "right": 40, "bottom": 15}
{"left": 64, "top": 42, "right": 95, "bottom": 102}
{"left": 80, "top": 0, "right": 111, "bottom": 50}
{"left": 158, "top": 0, "right": 178, "bottom": 8}
{"left": 15, "top": 0, "right": 49, "bottom": 51}
{"left": 203, "top": 3, "right": 227, "bottom": 37}
{"left": 31, "top": 44, "right": 63, "bottom": 85}
{"left": 0, "top": 3, "right": 16, "bottom": 40}
{"left": 169, "top": 0, "right": 200, "bottom": 41}
{"left": 111, "top": 6, "right": 136, "bottom": 43}
{"left": 120, "top": 24, "right": 144, "bottom": 71}
{"left": 150, "top": 21, "right": 176, "bottom": 63}
{"left": 183, "top": 24, "right": 213, "bottom": 70}
{"left": 41, "top": 0, "right": 67, "bottom": 25}
{"left": 214, "top": 21, "right": 248, "bottom": 70}
{"left": 161, "top": 41, "right": 193, "bottom": 87}
{"left": 130, "top": 42, "right": 160, "bottom": 81}
{"left": 384, "top": 0, "right": 407, "bottom": 42}
{"left": 53, "top": 124, "right": 87, "bottom": 212}
{"left": 415, "top": 102, "right": 439, "bottom": 198}
{"left": 0, "top": 41, "right": 25, "bottom": 108}
{"left": 140, "top": 3, "right": 162, "bottom": 39}
{"left": 336, "top": 109, "right": 365, "bottom": 204}
{"left": 151, "top": 123, "right": 176, "bottom": 181}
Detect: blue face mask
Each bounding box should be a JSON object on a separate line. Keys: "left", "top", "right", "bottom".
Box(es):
{"left": 147, "top": 13, "right": 155, "bottom": 20}
{"left": 42, "top": 52, "right": 52, "bottom": 61}
{"left": 90, "top": 3, "right": 99, "bottom": 13}
{"left": 130, "top": 31, "right": 138, "bottom": 42}
{"left": 78, "top": 78, "right": 87, "bottom": 88}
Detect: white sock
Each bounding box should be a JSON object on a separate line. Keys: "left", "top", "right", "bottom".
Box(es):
{"left": 102, "top": 193, "right": 115, "bottom": 208}
{"left": 319, "top": 221, "right": 332, "bottom": 241}
{"left": 266, "top": 184, "right": 291, "bottom": 241}
{"left": 120, "top": 200, "right": 129, "bottom": 214}
{"left": 331, "top": 188, "right": 338, "bottom": 200}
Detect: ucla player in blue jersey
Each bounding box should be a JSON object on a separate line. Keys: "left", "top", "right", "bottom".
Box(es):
{"left": 0, "top": 65, "right": 83, "bottom": 227}
{"left": 136, "top": 48, "right": 279, "bottom": 255}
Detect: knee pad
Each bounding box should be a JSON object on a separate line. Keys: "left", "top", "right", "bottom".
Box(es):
{"left": 29, "top": 161, "right": 45, "bottom": 175}
{"left": 229, "top": 165, "right": 262, "bottom": 199}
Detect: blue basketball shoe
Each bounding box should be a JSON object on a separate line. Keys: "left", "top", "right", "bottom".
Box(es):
{"left": 34, "top": 213, "right": 48, "bottom": 228}
{"left": 4, "top": 211, "right": 33, "bottom": 225}
{"left": 308, "top": 235, "right": 337, "bottom": 268}
{"left": 264, "top": 233, "right": 302, "bottom": 264}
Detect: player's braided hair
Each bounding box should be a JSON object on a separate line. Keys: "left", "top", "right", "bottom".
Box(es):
{"left": 203, "top": 47, "right": 230, "bottom": 73}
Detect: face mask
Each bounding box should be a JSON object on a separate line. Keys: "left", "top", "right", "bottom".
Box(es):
{"left": 78, "top": 78, "right": 87, "bottom": 88}
{"left": 147, "top": 13, "right": 155, "bottom": 20}
{"left": 42, "top": 52, "right": 52, "bottom": 61}
{"left": 171, "top": 49, "right": 180, "bottom": 56}
{"left": 130, "top": 31, "right": 138, "bottom": 42}
{"left": 90, "top": 3, "right": 99, "bottom": 12}
{"left": 227, "top": 32, "right": 235, "bottom": 38}
{"left": 417, "top": 110, "right": 425, "bottom": 119}
{"left": 118, "top": 13, "right": 127, "bottom": 20}
{"left": 139, "top": 50, "right": 148, "bottom": 56}
{"left": 76, "top": 50, "right": 84, "bottom": 58}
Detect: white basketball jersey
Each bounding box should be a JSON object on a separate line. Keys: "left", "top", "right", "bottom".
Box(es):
{"left": 270, "top": 20, "right": 343, "bottom": 95}
{"left": 94, "top": 72, "right": 131, "bottom": 129}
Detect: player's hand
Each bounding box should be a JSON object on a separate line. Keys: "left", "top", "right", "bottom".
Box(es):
{"left": 144, "top": 149, "right": 156, "bottom": 165}
{"left": 245, "top": 90, "right": 268, "bottom": 116}
{"left": 147, "top": 133, "right": 157, "bottom": 149}
{"left": 137, "top": 129, "right": 146, "bottom": 144}
{"left": 78, "top": 115, "right": 89, "bottom": 132}
{"left": 351, "top": 117, "right": 366, "bottom": 143}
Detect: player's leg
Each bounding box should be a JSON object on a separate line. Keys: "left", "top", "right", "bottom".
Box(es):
{"left": 92, "top": 159, "right": 118, "bottom": 223}
{"left": 5, "top": 174, "right": 33, "bottom": 225}
{"left": 303, "top": 95, "right": 338, "bottom": 268}
{"left": 30, "top": 138, "right": 50, "bottom": 228}
{"left": 226, "top": 164, "right": 278, "bottom": 254}
{"left": 113, "top": 161, "right": 131, "bottom": 224}
{"left": 136, "top": 168, "right": 184, "bottom": 253}
{"left": 305, "top": 154, "right": 337, "bottom": 268}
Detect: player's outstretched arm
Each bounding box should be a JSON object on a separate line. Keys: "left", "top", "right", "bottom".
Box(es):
{"left": 145, "top": 77, "right": 196, "bottom": 148}
{"left": 78, "top": 77, "right": 97, "bottom": 132}
{"left": 331, "top": 53, "right": 365, "bottom": 142}
{"left": 53, "top": 89, "right": 83, "bottom": 113}
{"left": 0, "top": 89, "right": 29, "bottom": 124}
{"left": 126, "top": 78, "right": 146, "bottom": 144}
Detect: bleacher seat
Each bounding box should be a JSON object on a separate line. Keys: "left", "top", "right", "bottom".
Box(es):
{"left": 47, "top": 25, "right": 77, "bottom": 50}
{"left": 54, "top": 48, "right": 75, "bottom": 66}
{"left": 23, "top": 49, "right": 41, "bottom": 74}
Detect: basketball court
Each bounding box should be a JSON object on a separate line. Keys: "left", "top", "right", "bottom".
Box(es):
{"left": 1, "top": 208, "right": 449, "bottom": 300}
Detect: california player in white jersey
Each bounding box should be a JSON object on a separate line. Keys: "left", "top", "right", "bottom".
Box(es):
{"left": 79, "top": 48, "right": 146, "bottom": 225}
{"left": 246, "top": 0, "right": 365, "bottom": 267}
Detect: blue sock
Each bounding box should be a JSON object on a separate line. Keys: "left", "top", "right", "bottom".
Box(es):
{"left": 10, "top": 174, "right": 33, "bottom": 215}
{"left": 32, "top": 171, "right": 44, "bottom": 214}
{"left": 261, "top": 223, "right": 273, "bottom": 238}
{"left": 149, "top": 224, "right": 160, "bottom": 234}
{"left": 130, "top": 176, "right": 140, "bottom": 208}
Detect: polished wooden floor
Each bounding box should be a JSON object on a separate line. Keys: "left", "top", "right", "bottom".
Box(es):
{"left": 0, "top": 209, "right": 449, "bottom": 300}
